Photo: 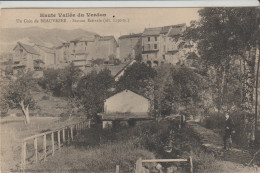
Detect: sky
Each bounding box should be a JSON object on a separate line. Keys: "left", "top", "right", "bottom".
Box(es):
{"left": 0, "top": 8, "right": 200, "bottom": 38}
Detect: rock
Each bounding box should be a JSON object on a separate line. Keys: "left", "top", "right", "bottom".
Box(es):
{"left": 167, "top": 165, "right": 178, "bottom": 173}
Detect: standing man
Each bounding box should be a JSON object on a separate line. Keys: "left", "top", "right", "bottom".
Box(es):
{"left": 223, "top": 113, "right": 235, "bottom": 151}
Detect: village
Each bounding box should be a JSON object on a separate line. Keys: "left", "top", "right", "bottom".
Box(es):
{"left": 0, "top": 7, "right": 260, "bottom": 173}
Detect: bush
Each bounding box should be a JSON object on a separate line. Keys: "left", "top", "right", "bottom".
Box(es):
{"left": 201, "top": 111, "right": 252, "bottom": 148}
{"left": 41, "top": 95, "right": 50, "bottom": 100}
{"left": 30, "top": 141, "right": 155, "bottom": 173}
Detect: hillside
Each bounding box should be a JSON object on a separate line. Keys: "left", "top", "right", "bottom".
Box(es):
{"left": 0, "top": 27, "right": 97, "bottom": 53}
{"left": 7, "top": 91, "right": 68, "bottom": 117}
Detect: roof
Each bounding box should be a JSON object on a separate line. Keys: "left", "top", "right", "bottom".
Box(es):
{"left": 71, "top": 35, "right": 96, "bottom": 42}
{"left": 114, "top": 60, "right": 136, "bottom": 81}
{"left": 142, "top": 27, "right": 162, "bottom": 36}
{"left": 106, "top": 89, "right": 149, "bottom": 101}
{"left": 35, "top": 44, "right": 55, "bottom": 54}
{"left": 168, "top": 24, "right": 186, "bottom": 37}
{"left": 15, "top": 42, "right": 40, "bottom": 55}
{"left": 99, "top": 36, "right": 115, "bottom": 41}
{"left": 119, "top": 33, "right": 142, "bottom": 39}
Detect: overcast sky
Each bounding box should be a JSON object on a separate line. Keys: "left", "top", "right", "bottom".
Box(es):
{"left": 1, "top": 8, "right": 200, "bottom": 38}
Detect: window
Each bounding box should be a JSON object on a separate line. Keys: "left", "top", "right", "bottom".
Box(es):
{"left": 155, "top": 37, "right": 157, "bottom": 41}
{"left": 154, "top": 44, "right": 157, "bottom": 49}
{"left": 73, "top": 50, "right": 76, "bottom": 53}
{"left": 20, "top": 49, "right": 23, "bottom": 53}
{"left": 148, "top": 37, "right": 150, "bottom": 42}
{"left": 142, "top": 46, "right": 144, "bottom": 51}
{"left": 163, "top": 55, "right": 165, "bottom": 60}
{"left": 148, "top": 44, "right": 150, "bottom": 50}
{"left": 164, "top": 45, "right": 166, "bottom": 52}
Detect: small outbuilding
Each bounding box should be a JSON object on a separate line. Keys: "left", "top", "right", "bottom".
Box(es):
{"left": 100, "top": 89, "right": 153, "bottom": 128}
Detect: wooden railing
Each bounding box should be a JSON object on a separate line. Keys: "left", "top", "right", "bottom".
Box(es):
{"left": 135, "top": 157, "right": 193, "bottom": 173}
{"left": 20, "top": 120, "right": 91, "bottom": 170}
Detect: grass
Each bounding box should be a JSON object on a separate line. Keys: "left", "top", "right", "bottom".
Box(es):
{"left": 0, "top": 116, "right": 86, "bottom": 172}
{"left": 29, "top": 141, "right": 155, "bottom": 173}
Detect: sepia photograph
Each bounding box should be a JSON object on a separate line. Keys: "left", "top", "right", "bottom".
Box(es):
{"left": 0, "top": 7, "right": 259, "bottom": 172}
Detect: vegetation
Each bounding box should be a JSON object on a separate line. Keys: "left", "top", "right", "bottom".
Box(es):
{"left": 185, "top": 7, "right": 260, "bottom": 144}
{"left": 0, "top": 72, "right": 37, "bottom": 124}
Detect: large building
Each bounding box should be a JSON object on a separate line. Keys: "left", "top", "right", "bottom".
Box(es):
{"left": 56, "top": 35, "right": 118, "bottom": 68}
{"left": 12, "top": 42, "right": 43, "bottom": 74}
{"left": 118, "top": 33, "right": 142, "bottom": 61}
{"left": 141, "top": 23, "right": 196, "bottom": 67}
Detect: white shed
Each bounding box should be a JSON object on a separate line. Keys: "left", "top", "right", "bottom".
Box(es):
{"left": 104, "top": 89, "right": 149, "bottom": 113}
{"left": 101, "top": 89, "right": 151, "bottom": 128}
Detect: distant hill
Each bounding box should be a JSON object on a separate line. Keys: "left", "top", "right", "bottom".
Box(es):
{"left": 0, "top": 27, "right": 97, "bottom": 53}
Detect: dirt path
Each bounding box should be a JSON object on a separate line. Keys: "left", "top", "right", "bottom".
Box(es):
{"left": 187, "top": 121, "right": 259, "bottom": 172}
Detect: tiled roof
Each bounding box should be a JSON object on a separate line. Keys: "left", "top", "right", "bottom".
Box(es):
{"left": 119, "top": 33, "right": 142, "bottom": 39}
{"left": 35, "top": 44, "right": 55, "bottom": 54}
{"left": 168, "top": 27, "right": 184, "bottom": 37}
{"left": 142, "top": 27, "right": 162, "bottom": 36}
{"left": 16, "top": 42, "right": 40, "bottom": 55}
{"left": 99, "top": 36, "right": 115, "bottom": 41}
{"left": 71, "top": 35, "right": 96, "bottom": 42}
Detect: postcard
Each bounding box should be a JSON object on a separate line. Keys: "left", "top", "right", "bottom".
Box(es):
{"left": 0, "top": 7, "right": 259, "bottom": 173}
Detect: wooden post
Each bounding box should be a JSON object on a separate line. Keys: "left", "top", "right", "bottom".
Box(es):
{"left": 21, "top": 141, "right": 26, "bottom": 170}
{"left": 67, "top": 128, "right": 70, "bottom": 144}
{"left": 70, "top": 127, "right": 73, "bottom": 141}
{"left": 190, "top": 156, "right": 193, "bottom": 173}
{"left": 116, "top": 165, "right": 120, "bottom": 173}
{"left": 63, "top": 128, "right": 65, "bottom": 144}
{"left": 51, "top": 132, "right": 55, "bottom": 156}
{"left": 43, "top": 134, "right": 47, "bottom": 161}
{"left": 34, "top": 138, "right": 38, "bottom": 163}
{"left": 57, "top": 130, "right": 61, "bottom": 150}
{"left": 135, "top": 158, "right": 142, "bottom": 173}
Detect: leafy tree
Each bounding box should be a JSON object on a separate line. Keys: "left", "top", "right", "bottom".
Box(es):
{"left": 39, "top": 63, "right": 82, "bottom": 97}
{"left": 185, "top": 7, "right": 260, "bottom": 143}
{"left": 76, "top": 69, "right": 114, "bottom": 118}
{"left": 116, "top": 62, "right": 157, "bottom": 93}
{"left": 2, "top": 73, "right": 36, "bottom": 124}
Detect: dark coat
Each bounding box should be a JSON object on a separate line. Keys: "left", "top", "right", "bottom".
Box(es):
{"left": 224, "top": 117, "right": 234, "bottom": 136}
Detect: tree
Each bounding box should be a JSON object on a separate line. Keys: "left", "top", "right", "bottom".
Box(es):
{"left": 116, "top": 62, "right": 157, "bottom": 93}
{"left": 39, "top": 63, "right": 82, "bottom": 97}
{"left": 2, "top": 73, "right": 36, "bottom": 124}
{"left": 76, "top": 69, "right": 114, "bottom": 118}
{"left": 185, "top": 7, "right": 260, "bottom": 144}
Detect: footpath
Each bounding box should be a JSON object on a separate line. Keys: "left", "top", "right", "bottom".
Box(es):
{"left": 187, "top": 121, "right": 259, "bottom": 172}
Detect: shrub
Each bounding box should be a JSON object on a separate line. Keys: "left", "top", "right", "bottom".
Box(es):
{"left": 41, "top": 95, "right": 50, "bottom": 100}
{"left": 30, "top": 141, "right": 155, "bottom": 173}
{"left": 201, "top": 111, "right": 253, "bottom": 148}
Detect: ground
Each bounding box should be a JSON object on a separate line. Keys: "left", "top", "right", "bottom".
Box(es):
{"left": 187, "top": 121, "right": 259, "bottom": 172}
{"left": 0, "top": 116, "right": 86, "bottom": 172}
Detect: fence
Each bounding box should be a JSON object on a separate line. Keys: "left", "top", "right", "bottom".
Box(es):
{"left": 135, "top": 157, "right": 193, "bottom": 173}
{"left": 20, "top": 119, "right": 91, "bottom": 170}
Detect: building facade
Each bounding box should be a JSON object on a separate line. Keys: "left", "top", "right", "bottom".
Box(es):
{"left": 141, "top": 24, "right": 196, "bottom": 67}
{"left": 118, "top": 33, "right": 142, "bottom": 61}
{"left": 12, "top": 42, "right": 42, "bottom": 74}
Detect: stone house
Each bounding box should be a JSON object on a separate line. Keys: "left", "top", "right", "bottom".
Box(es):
{"left": 33, "top": 44, "right": 56, "bottom": 67}
{"left": 118, "top": 33, "right": 142, "bottom": 61}
{"left": 12, "top": 42, "right": 43, "bottom": 74}
{"left": 141, "top": 23, "right": 197, "bottom": 67}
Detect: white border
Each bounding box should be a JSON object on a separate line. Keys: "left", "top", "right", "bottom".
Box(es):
{"left": 0, "top": 1, "right": 259, "bottom": 8}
